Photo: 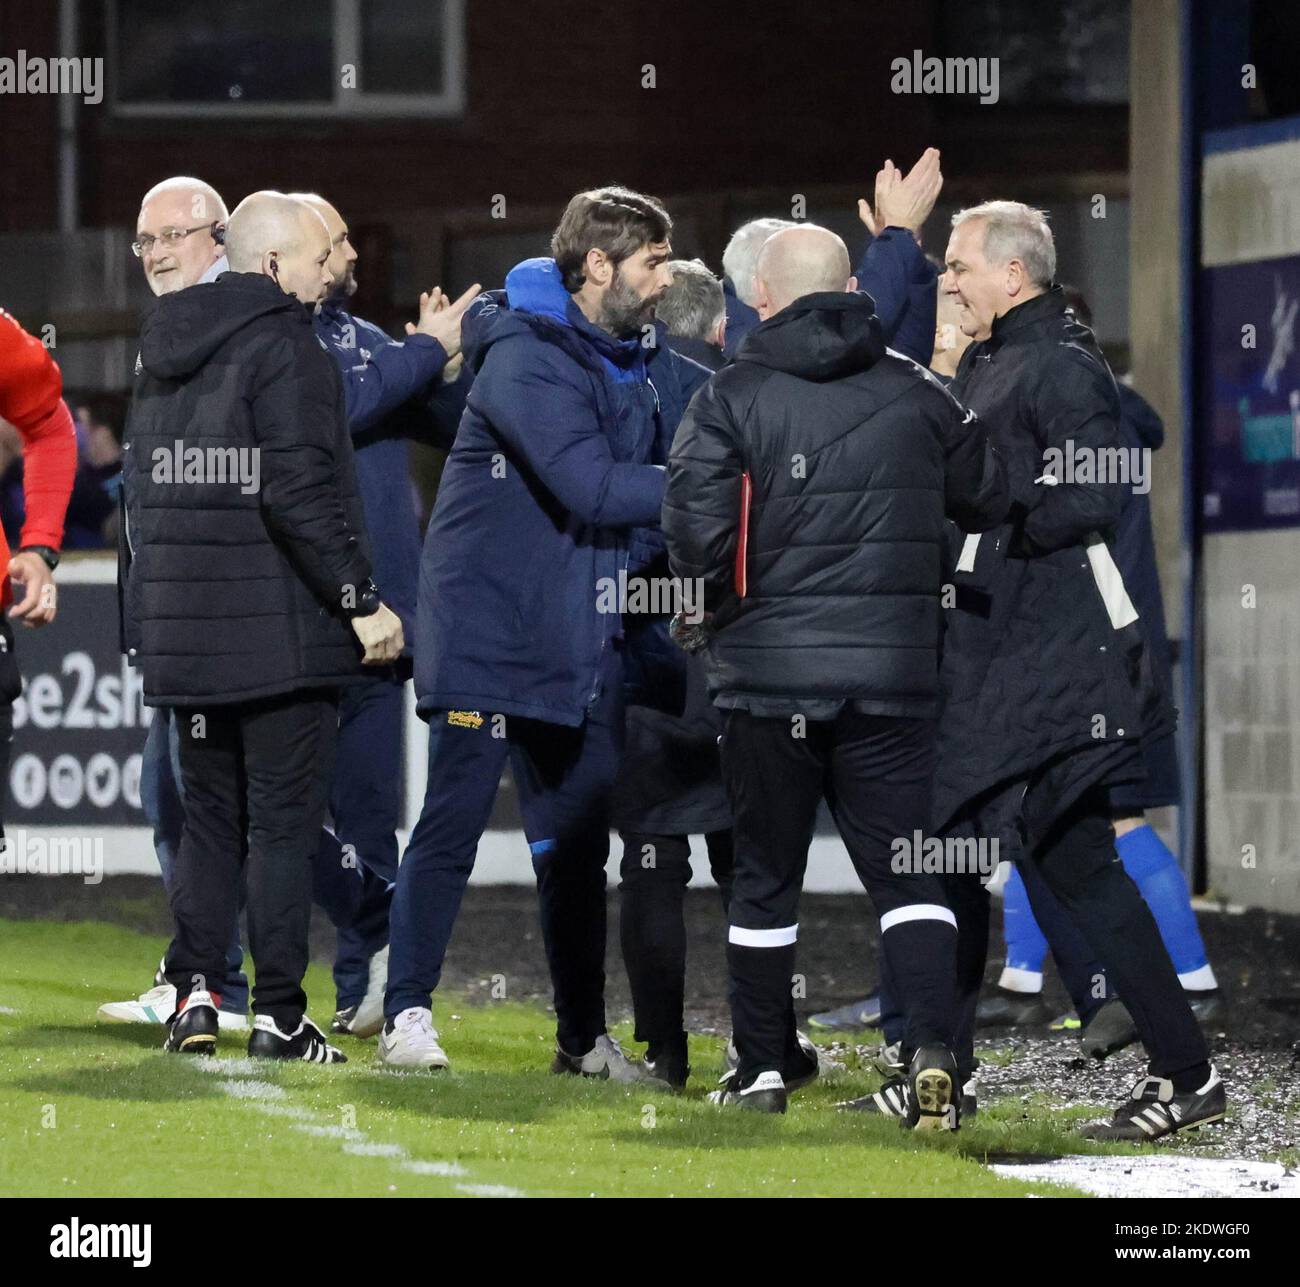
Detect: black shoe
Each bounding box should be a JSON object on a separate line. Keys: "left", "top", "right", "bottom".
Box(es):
{"left": 330, "top": 1005, "right": 358, "bottom": 1035}
{"left": 976, "top": 988, "right": 1051, "bottom": 1029}
{"left": 1081, "top": 1000, "right": 1140, "bottom": 1060}
{"left": 1082, "top": 1067, "right": 1226, "bottom": 1142}
{"left": 248, "top": 1015, "right": 347, "bottom": 1064}
{"left": 708, "top": 1069, "right": 787, "bottom": 1113}
{"left": 838, "top": 1075, "right": 909, "bottom": 1116}
{"left": 163, "top": 988, "right": 219, "bottom": 1055}
{"left": 840, "top": 1062, "right": 969, "bottom": 1127}
{"left": 644, "top": 1040, "right": 690, "bottom": 1091}
{"left": 1186, "top": 988, "right": 1221, "bottom": 1022}
{"left": 721, "top": 1030, "right": 831, "bottom": 1092}
{"left": 908, "top": 1044, "right": 960, "bottom": 1131}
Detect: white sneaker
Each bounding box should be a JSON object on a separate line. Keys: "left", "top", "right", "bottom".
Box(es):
{"left": 98, "top": 982, "right": 177, "bottom": 1026}
{"left": 98, "top": 980, "right": 248, "bottom": 1031}
{"left": 378, "top": 1006, "right": 450, "bottom": 1070}
{"left": 345, "top": 946, "right": 388, "bottom": 1039}
{"left": 552, "top": 1033, "right": 669, "bottom": 1085}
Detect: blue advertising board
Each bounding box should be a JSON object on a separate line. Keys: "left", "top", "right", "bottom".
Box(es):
{"left": 1201, "top": 253, "right": 1300, "bottom": 531}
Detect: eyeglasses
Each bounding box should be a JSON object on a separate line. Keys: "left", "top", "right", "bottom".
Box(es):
{"left": 132, "top": 222, "right": 221, "bottom": 258}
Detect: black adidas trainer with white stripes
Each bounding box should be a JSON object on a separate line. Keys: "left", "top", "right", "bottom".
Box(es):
{"left": 837, "top": 1045, "right": 963, "bottom": 1130}
{"left": 1083, "top": 1067, "right": 1226, "bottom": 1142}
{"left": 708, "top": 1069, "right": 788, "bottom": 1113}
{"left": 162, "top": 988, "right": 219, "bottom": 1056}
{"left": 247, "top": 1015, "right": 347, "bottom": 1064}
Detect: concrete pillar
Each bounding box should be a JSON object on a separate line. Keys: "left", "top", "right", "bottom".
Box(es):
{"left": 1128, "top": 0, "right": 1186, "bottom": 635}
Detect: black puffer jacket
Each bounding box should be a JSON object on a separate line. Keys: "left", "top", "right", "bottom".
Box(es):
{"left": 933, "top": 287, "right": 1174, "bottom": 841}
{"left": 662, "top": 292, "right": 1008, "bottom": 717}
{"left": 120, "top": 273, "right": 374, "bottom": 706}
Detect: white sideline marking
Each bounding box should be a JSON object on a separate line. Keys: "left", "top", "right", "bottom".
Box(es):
{"left": 294, "top": 1124, "right": 367, "bottom": 1142}
{"left": 193, "top": 1057, "right": 263, "bottom": 1077}
{"left": 216, "top": 1079, "right": 286, "bottom": 1100}
{"left": 402, "top": 1160, "right": 469, "bottom": 1178}
{"left": 193, "top": 1054, "right": 523, "bottom": 1196}
{"left": 246, "top": 1102, "right": 319, "bottom": 1122}
{"left": 343, "top": 1141, "right": 408, "bottom": 1158}
{"left": 990, "top": 1154, "right": 1300, "bottom": 1198}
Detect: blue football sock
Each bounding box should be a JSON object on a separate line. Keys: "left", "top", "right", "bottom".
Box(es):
{"left": 1001, "top": 864, "right": 1048, "bottom": 988}
{"left": 1116, "top": 824, "right": 1217, "bottom": 988}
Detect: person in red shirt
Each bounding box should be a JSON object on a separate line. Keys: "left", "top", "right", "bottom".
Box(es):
{"left": 0, "top": 308, "right": 77, "bottom": 832}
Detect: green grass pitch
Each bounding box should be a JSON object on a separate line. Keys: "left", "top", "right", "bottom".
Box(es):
{"left": 0, "top": 919, "right": 1144, "bottom": 1197}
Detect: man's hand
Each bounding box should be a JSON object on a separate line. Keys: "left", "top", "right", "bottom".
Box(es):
{"left": 350, "top": 602, "right": 404, "bottom": 664}
{"left": 857, "top": 147, "right": 943, "bottom": 238}
{"left": 405, "top": 282, "right": 481, "bottom": 360}
{"left": 441, "top": 351, "right": 465, "bottom": 383}
{"left": 7, "top": 551, "right": 57, "bottom": 627}
{"left": 669, "top": 610, "right": 714, "bottom": 654}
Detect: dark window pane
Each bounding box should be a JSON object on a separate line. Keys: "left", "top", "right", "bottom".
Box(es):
{"left": 115, "top": 0, "right": 334, "bottom": 104}
{"left": 940, "top": 0, "right": 1130, "bottom": 105}
{"left": 360, "top": 0, "right": 446, "bottom": 95}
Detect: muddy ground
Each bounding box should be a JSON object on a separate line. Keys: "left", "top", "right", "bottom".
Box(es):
{"left": 7, "top": 875, "right": 1299, "bottom": 1041}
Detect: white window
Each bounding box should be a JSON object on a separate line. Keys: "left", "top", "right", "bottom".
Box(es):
{"left": 109, "top": 0, "right": 465, "bottom": 118}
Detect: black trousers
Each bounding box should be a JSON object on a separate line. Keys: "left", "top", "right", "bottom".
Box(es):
{"left": 165, "top": 689, "right": 338, "bottom": 1028}
{"left": 945, "top": 787, "right": 1209, "bottom": 1086}
{"left": 618, "top": 829, "right": 734, "bottom": 1058}
{"left": 720, "top": 707, "right": 957, "bottom": 1085}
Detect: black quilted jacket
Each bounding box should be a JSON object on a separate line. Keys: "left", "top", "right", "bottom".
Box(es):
{"left": 662, "top": 291, "right": 1008, "bottom": 717}
{"left": 120, "top": 273, "right": 374, "bottom": 706}
{"left": 933, "top": 287, "right": 1174, "bottom": 840}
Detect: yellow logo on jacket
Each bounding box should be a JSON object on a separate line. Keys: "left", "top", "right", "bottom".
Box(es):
{"left": 446, "top": 710, "right": 485, "bottom": 729}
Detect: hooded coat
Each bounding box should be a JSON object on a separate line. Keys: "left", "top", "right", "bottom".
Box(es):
{"left": 414, "top": 257, "right": 705, "bottom": 727}
{"left": 933, "top": 287, "right": 1175, "bottom": 852}
{"left": 120, "top": 272, "right": 374, "bottom": 706}
{"left": 662, "top": 291, "right": 1008, "bottom": 718}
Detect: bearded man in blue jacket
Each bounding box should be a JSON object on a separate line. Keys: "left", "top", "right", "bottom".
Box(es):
{"left": 381, "top": 187, "right": 707, "bottom": 1080}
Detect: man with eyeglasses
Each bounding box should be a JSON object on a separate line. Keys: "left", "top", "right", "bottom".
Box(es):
{"left": 98, "top": 176, "right": 252, "bottom": 1032}
{"left": 131, "top": 176, "right": 228, "bottom": 296}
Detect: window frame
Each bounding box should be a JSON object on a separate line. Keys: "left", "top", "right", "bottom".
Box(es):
{"left": 107, "top": 0, "right": 466, "bottom": 119}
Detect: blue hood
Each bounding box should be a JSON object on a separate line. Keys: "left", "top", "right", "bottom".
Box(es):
{"left": 504, "top": 256, "right": 572, "bottom": 324}
{"left": 461, "top": 257, "right": 652, "bottom": 384}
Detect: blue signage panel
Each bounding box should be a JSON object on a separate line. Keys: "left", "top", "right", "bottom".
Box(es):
{"left": 1201, "top": 254, "right": 1300, "bottom": 531}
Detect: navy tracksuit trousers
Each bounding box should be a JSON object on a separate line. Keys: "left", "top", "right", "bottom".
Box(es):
{"left": 312, "top": 672, "right": 406, "bottom": 1009}
{"left": 385, "top": 645, "right": 625, "bottom": 1055}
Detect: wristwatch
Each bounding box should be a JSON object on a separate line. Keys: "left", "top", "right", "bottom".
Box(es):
{"left": 349, "top": 579, "right": 382, "bottom": 618}
{"left": 19, "top": 545, "right": 60, "bottom": 571}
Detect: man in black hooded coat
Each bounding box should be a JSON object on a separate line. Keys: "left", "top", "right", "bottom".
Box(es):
{"left": 121, "top": 192, "right": 403, "bottom": 1063}
{"left": 664, "top": 226, "right": 1008, "bottom": 1118}
{"left": 922, "top": 201, "right": 1225, "bottom": 1142}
